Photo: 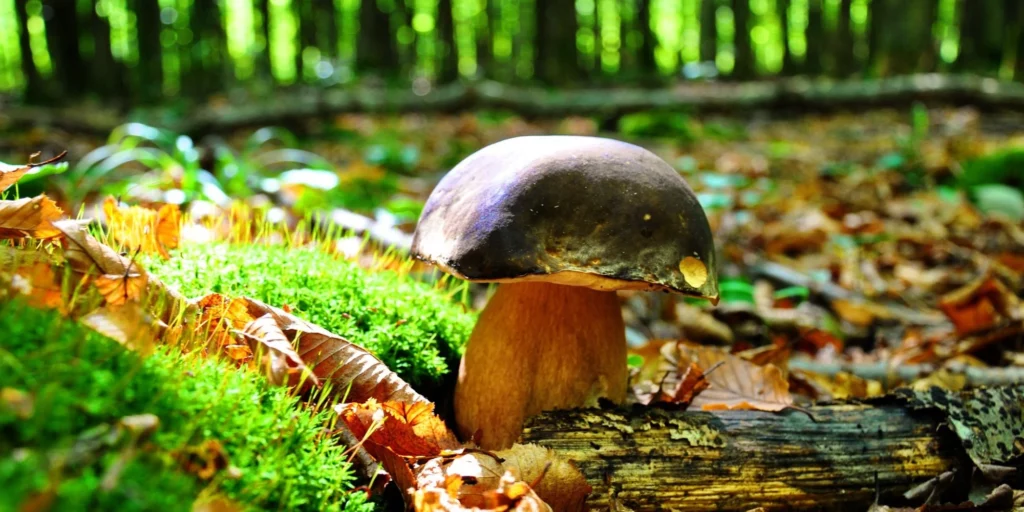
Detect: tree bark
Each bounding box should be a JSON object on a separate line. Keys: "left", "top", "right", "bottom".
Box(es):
{"left": 255, "top": 0, "right": 272, "bottom": 81}
{"left": 637, "top": 0, "right": 658, "bottom": 78}
{"left": 520, "top": 404, "right": 962, "bottom": 510}
{"left": 730, "top": 0, "right": 754, "bottom": 79}
{"left": 189, "top": 0, "right": 226, "bottom": 97}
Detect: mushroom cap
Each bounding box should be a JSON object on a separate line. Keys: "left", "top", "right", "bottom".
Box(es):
{"left": 411, "top": 135, "right": 718, "bottom": 299}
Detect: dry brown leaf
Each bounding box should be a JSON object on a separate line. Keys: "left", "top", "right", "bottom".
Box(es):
{"left": 939, "top": 273, "right": 1021, "bottom": 336}
{"left": 496, "top": 443, "right": 592, "bottom": 512}
{"left": 413, "top": 462, "right": 551, "bottom": 512}
{"left": 238, "top": 314, "right": 318, "bottom": 387}
{"left": 102, "top": 197, "right": 182, "bottom": 259}
{"left": 674, "top": 342, "right": 795, "bottom": 412}
{"left": 789, "top": 369, "right": 882, "bottom": 401}
{"left": 0, "top": 151, "right": 66, "bottom": 192}
{"left": 80, "top": 303, "right": 163, "bottom": 355}
{"left": 53, "top": 219, "right": 144, "bottom": 277}
{"left": 174, "top": 440, "right": 229, "bottom": 480}
{"left": 244, "top": 297, "right": 426, "bottom": 403}
{"left": 337, "top": 399, "right": 459, "bottom": 458}
{"left": 0, "top": 195, "right": 62, "bottom": 239}
{"left": 670, "top": 362, "right": 711, "bottom": 405}
{"left": 10, "top": 263, "right": 64, "bottom": 310}
{"left": 94, "top": 271, "right": 147, "bottom": 306}
{"left": 194, "top": 293, "right": 256, "bottom": 353}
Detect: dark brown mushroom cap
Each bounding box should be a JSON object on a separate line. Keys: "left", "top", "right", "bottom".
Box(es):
{"left": 411, "top": 135, "right": 718, "bottom": 299}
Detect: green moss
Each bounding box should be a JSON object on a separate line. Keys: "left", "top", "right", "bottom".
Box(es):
{"left": 146, "top": 242, "right": 476, "bottom": 388}
{"left": 0, "top": 301, "right": 375, "bottom": 512}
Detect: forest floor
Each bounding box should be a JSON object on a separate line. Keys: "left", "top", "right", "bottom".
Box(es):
{"left": 1, "top": 105, "right": 1023, "bottom": 511}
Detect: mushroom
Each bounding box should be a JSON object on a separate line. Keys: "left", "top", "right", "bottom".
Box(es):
{"left": 412, "top": 135, "right": 719, "bottom": 449}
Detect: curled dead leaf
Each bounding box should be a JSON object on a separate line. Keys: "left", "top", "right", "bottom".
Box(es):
{"left": 238, "top": 313, "right": 318, "bottom": 387}
{"left": 0, "top": 195, "right": 63, "bottom": 239}
{"left": 0, "top": 151, "right": 65, "bottom": 192}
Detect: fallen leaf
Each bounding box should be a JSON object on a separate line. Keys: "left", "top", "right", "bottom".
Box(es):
{"left": 0, "top": 195, "right": 62, "bottom": 239}
{"left": 674, "top": 342, "right": 795, "bottom": 412}
{"left": 789, "top": 369, "right": 882, "bottom": 401}
{"left": 238, "top": 313, "right": 318, "bottom": 387}
{"left": 94, "top": 270, "right": 147, "bottom": 307}
{"left": 53, "top": 219, "right": 147, "bottom": 280}
{"left": 939, "top": 273, "right": 1021, "bottom": 336}
{"left": 669, "top": 362, "right": 711, "bottom": 405}
{"left": 496, "top": 443, "right": 592, "bottom": 511}
{"left": 174, "top": 440, "right": 229, "bottom": 480}
{"left": 337, "top": 399, "right": 459, "bottom": 458}
{"left": 80, "top": 303, "right": 163, "bottom": 355}
{"left": 0, "top": 151, "right": 66, "bottom": 192}
{"left": 10, "top": 263, "right": 64, "bottom": 310}
{"left": 245, "top": 298, "right": 426, "bottom": 403}
{"left": 102, "top": 197, "right": 182, "bottom": 259}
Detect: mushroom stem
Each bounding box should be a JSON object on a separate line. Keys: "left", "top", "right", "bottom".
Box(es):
{"left": 454, "top": 281, "right": 627, "bottom": 449}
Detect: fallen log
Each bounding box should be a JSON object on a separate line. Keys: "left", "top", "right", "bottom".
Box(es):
{"left": 519, "top": 403, "right": 964, "bottom": 511}
{"left": 4, "top": 74, "right": 1024, "bottom": 137}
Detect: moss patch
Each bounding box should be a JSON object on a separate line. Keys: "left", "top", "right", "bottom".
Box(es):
{"left": 146, "top": 242, "right": 476, "bottom": 388}
{"left": 0, "top": 301, "right": 374, "bottom": 512}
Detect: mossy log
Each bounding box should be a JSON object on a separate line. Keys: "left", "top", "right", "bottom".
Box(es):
{"left": 519, "top": 404, "right": 964, "bottom": 511}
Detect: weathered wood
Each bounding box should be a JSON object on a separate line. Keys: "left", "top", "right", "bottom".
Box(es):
{"left": 520, "top": 404, "right": 963, "bottom": 511}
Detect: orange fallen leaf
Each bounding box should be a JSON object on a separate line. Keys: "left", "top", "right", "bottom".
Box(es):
{"left": 338, "top": 399, "right": 459, "bottom": 458}
{"left": 0, "top": 195, "right": 62, "bottom": 239}
{"left": 670, "top": 362, "right": 711, "bottom": 405}
{"left": 0, "top": 151, "right": 65, "bottom": 192}
{"left": 174, "top": 440, "right": 230, "bottom": 480}
{"left": 103, "top": 197, "right": 183, "bottom": 259}
{"left": 194, "top": 293, "right": 257, "bottom": 353}
{"left": 10, "top": 263, "right": 64, "bottom": 310}
{"left": 94, "top": 270, "right": 147, "bottom": 306}
{"left": 674, "top": 342, "right": 794, "bottom": 412}
{"left": 938, "top": 273, "right": 1021, "bottom": 336}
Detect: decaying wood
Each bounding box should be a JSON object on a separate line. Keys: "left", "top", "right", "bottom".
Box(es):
{"left": 788, "top": 358, "right": 1024, "bottom": 387}
{"left": 519, "top": 404, "right": 963, "bottom": 511}
{"left": 5, "top": 74, "right": 1024, "bottom": 137}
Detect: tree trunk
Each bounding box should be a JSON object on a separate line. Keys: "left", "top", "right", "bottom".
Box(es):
{"left": 730, "top": 0, "right": 754, "bottom": 79}
{"left": 474, "top": 0, "right": 493, "bottom": 80}
{"left": 255, "top": 0, "right": 273, "bottom": 82}
{"left": 521, "top": 404, "right": 962, "bottom": 510}
{"left": 638, "top": 0, "right": 658, "bottom": 78}
{"left": 834, "top": 0, "right": 854, "bottom": 76}
{"left": 534, "top": 0, "right": 581, "bottom": 85}
{"left": 356, "top": 0, "right": 397, "bottom": 77}
{"left": 135, "top": 0, "right": 164, "bottom": 101}
{"left": 436, "top": 0, "right": 458, "bottom": 83}
{"left": 778, "top": 0, "right": 796, "bottom": 75}
{"left": 14, "top": 0, "right": 45, "bottom": 102}
{"left": 805, "top": 0, "right": 824, "bottom": 75}
{"left": 188, "top": 0, "right": 226, "bottom": 97}
{"left": 700, "top": 0, "right": 717, "bottom": 66}
{"left": 42, "top": 0, "right": 83, "bottom": 99}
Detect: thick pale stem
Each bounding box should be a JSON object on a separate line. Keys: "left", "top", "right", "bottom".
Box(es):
{"left": 454, "top": 282, "right": 627, "bottom": 449}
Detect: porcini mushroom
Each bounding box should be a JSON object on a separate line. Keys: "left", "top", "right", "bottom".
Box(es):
{"left": 412, "top": 136, "right": 718, "bottom": 449}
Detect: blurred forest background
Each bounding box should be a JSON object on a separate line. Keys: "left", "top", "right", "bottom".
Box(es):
{"left": 0, "top": 0, "right": 1021, "bottom": 105}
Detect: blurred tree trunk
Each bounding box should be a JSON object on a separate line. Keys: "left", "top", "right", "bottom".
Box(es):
{"left": 805, "top": 0, "right": 824, "bottom": 74}
{"left": 437, "top": 0, "right": 458, "bottom": 82}
{"left": 135, "top": 0, "right": 164, "bottom": 101}
{"left": 294, "top": 1, "right": 317, "bottom": 81}
{"left": 357, "top": 0, "right": 398, "bottom": 77}
{"left": 255, "top": 0, "right": 273, "bottom": 81}
{"left": 87, "top": 2, "right": 125, "bottom": 101}
{"left": 917, "top": 0, "right": 938, "bottom": 72}
{"left": 1015, "top": 0, "right": 1024, "bottom": 80}
{"left": 534, "top": 0, "right": 581, "bottom": 85}
{"left": 886, "top": 0, "right": 931, "bottom": 74}
{"left": 834, "top": 0, "right": 854, "bottom": 76}
{"left": 778, "top": 0, "right": 796, "bottom": 75}
{"left": 475, "top": 1, "right": 494, "bottom": 79}
{"left": 14, "top": 0, "right": 45, "bottom": 102}
{"left": 956, "top": 0, "right": 1005, "bottom": 74}
{"left": 730, "top": 0, "right": 754, "bottom": 79}
{"left": 190, "top": 0, "right": 225, "bottom": 97}
{"left": 700, "top": 0, "right": 717, "bottom": 65}
{"left": 318, "top": 0, "right": 338, "bottom": 60}
{"left": 41, "top": 0, "right": 83, "bottom": 99}
{"left": 638, "top": 0, "right": 659, "bottom": 79}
